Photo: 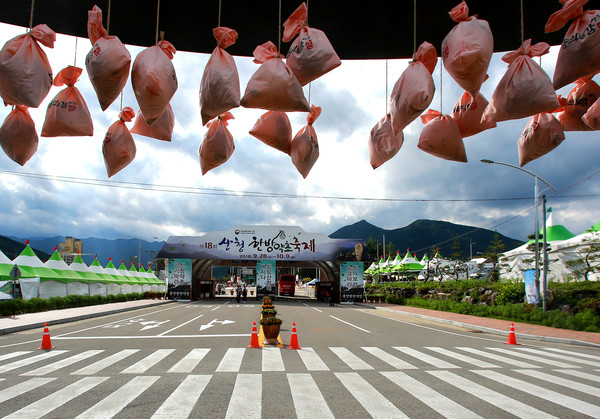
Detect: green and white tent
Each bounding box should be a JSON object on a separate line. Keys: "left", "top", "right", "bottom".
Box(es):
{"left": 103, "top": 258, "right": 129, "bottom": 295}
{"left": 14, "top": 244, "right": 66, "bottom": 298}
{"left": 391, "top": 251, "right": 425, "bottom": 275}
{"left": 117, "top": 261, "right": 135, "bottom": 294}
{"left": 45, "top": 249, "right": 90, "bottom": 296}
{"left": 69, "top": 254, "right": 107, "bottom": 295}
{"left": 87, "top": 256, "right": 121, "bottom": 297}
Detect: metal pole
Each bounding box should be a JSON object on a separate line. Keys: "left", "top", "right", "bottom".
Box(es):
{"left": 534, "top": 177, "right": 541, "bottom": 309}
{"left": 138, "top": 238, "right": 141, "bottom": 269}
{"left": 542, "top": 194, "right": 548, "bottom": 312}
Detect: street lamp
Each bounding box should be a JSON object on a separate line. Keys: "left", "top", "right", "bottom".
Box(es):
{"left": 481, "top": 159, "right": 557, "bottom": 311}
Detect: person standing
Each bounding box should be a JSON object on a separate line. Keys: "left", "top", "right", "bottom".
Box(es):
{"left": 329, "top": 289, "right": 335, "bottom": 306}
{"left": 236, "top": 285, "right": 242, "bottom": 303}
{"left": 242, "top": 286, "right": 247, "bottom": 303}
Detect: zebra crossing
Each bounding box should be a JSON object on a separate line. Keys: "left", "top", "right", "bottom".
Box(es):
{"left": 0, "top": 345, "right": 598, "bottom": 418}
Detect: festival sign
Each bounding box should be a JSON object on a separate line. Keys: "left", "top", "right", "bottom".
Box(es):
{"left": 524, "top": 269, "right": 540, "bottom": 305}
{"left": 168, "top": 258, "right": 192, "bottom": 300}
{"left": 340, "top": 261, "right": 364, "bottom": 303}
{"left": 157, "top": 226, "right": 368, "bottom": 262}
{"left": 256, "top": 260, "right": 276, "bottom": 298}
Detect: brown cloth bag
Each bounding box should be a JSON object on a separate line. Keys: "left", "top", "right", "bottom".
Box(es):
{"left": 283, "top": 2, "right": 341, "bottom": 86}
{"left": 518, "top": 112, "right": 565, "bottom": 166}
{"left": 368, "top": 114, "right": 404, "bottom": 169}
{"left": 241, "top": 41, "right": 311, "bottom": 112}
{"left": 0, "top": 105, "right": 38, "bottom": 166}
{"left": 199, "top": 112, "right": 235, "bottom": 175}
{"left": 102, "top": 107, "right": 136, "bottom": 177}
{"left": 0, "top": 24, "right": 55, "bottom": 108}
{"left": 442, "top": 1, "right": 493, "bottom": 99}
{"left": 41, "top": 66, "right": 93, "bottom": 137}
{"left": 249, "top": 111, "right": 292, "bottom": 155}
{"left": 200, "top": 27, "right": 241, "bottom": 126}
{"left": 86, "top": 5, "right": 131, "bottom": 111}
{"left": 481, "top": 40, "right": 559, "bottom": 124}
{"left": 389, "top": 42, "right": 437, "bottom": 135}
{"left": 451, "top": 91, "right": 496, "bottom": 137}
{"left": 291, "top": 105, "right": 321, "bottom": 178}
{"left": 555, "top": 76, "right": 600, "bottom": 131}
{"left": 132, "top": 40, "right": 178, "bottom": 126}
{"left": 418, "top": 110, "right": 467, "bottom": 162}
{"left": 131, "top": 104, "right": 174, "bottom": 142}
{"left": 546, "top": 0, "right": 600, "bottom": 89}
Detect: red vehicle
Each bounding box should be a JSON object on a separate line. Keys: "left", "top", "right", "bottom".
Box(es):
{"left": 278, "top": 274, "right": 295, "bottom": 296}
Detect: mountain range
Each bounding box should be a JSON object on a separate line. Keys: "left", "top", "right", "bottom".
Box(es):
{"left": 329, "top": 219, "right": 522, "bottom": 258}
{"left": 0, "top": 219, "right": 523, "bottom": 265}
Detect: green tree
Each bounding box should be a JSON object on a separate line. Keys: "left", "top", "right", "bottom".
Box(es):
{"left": 565, "top": 229, "right": 600, "bottom": 281}
{"left": 484, "top": 231, "right": 506, "bottom": 282}
{"left": 450, "top": 235, "right": 465, "bottom": 280}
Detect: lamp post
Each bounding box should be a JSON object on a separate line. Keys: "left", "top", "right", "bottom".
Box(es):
{"left": 481, "top": 159, "right": 557, "bottom": 311}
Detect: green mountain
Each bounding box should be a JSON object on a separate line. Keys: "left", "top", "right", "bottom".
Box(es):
{"left": 0, "top": 236, "right": 51, "bottom": 261}
{"left": 329, "top": 219, "right": 522, "bottom": 259}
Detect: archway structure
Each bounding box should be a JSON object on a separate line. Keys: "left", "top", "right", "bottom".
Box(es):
{"left": 157, "top": 225, "right": 369, "bottom": 300}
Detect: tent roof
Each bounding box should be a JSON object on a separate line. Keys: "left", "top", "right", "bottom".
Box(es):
{"left": 0, "top": 0, "right": 568, "bottom": 59}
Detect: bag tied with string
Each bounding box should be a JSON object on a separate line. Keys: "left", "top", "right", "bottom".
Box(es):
{"left": 0, "top": 24, "right": 55, "bottom": 108}
{"left": 442, "top": 1, "right": 493, "bottom": 99}
{"left": 42, "top": 66, "right": 93, "bottom": 137}
{"left": 546, "top": 0, "right": 600, "bottom": 90}
{"left": 131, "top": 103, "right": 174, "bottom": 142}
{"left": 102, "top": 107, "right": 136, "bottom": 177}
{"left": 554, "top": 76, "right": 600, "bottom": 131}
{"left": 417, "top": 109, "right": 467, "bottom": 162}
{"left": 241, "top": 41, "right": 311, "bottom": 112}
{"left": 582, "top": 91, "right": 600, "bottom": 128}
{"left": 368, "top": 114, "right": 404, "bottom": 169}
{"left": 481, "top": 39, "right": 559, "bottom": 124}
{"left": 282, "top": 2, "right": 341, "bottom": 86}
{"left": 132, "top": 39, "right": 178, "bottom": 126}
{"left": 0, "top": 105, "right": 38, "bottom": 166}
{"left": 199, "top": 112, "right": 235, "bottom": 175}
{"left": 86, "top": 5, "right": 131, "bottom": 111}
{"left": 249, "top": 111, "right": 292, "bottom": 155}
{"left": 518, "top": 112, "right": 565, "bottom": 166}
{"left": 291, "top": 105, "right": 321, "bottom": 178}
{"left": 389, "top": 42, "right": 437, "bottom": 135}
{"left": 451, "top": 91, "right": 496, "bottom": 137}
{"left": 200, "top": 27, "right": 241, "bottom": 126}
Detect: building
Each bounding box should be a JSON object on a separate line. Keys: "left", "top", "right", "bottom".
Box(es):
{"left": 59, "top": 236, "right": 83, "bottom": 264}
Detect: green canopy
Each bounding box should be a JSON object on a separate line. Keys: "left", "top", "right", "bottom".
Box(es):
{"left": 13, "top": 245, "right": 66, "bottom": 283}
{"left": 45, "top": 250, "right": 90, "bottom": 283}
{"left": 69, "top": 255, "right": 106, "bottom": 283}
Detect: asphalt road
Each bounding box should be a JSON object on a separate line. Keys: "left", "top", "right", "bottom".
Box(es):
{"left": 0, "top": 300, "right": 599, "bottom": 418}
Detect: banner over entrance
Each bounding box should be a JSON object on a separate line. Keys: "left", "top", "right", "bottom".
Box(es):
{"left": 158, "top": 226, "right": 368, "bottom": 262}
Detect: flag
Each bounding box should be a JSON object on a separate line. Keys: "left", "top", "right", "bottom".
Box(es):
{"left": 53, "top": 245, "right": 57, "bottom": 251}
{"left": 24, "top": 239, "right": 29, "bottom": 245}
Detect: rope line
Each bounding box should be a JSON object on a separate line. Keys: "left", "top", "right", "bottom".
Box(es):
{"left": 155, "top": 0, "right": 161, "bottom": 44}
{"left": 413, "top": 0, "right": 417, "bottom": 54}
{"left": 278, "top": 0, "right": 282, "bottom": 53}
{"left": 218, "top": 0, "right": 222, "bottom": 27}
{"left": 106, "top": 0, "right": 112, "bottom": 35}
{"left": 29, "top": 0, "right": 35, "bottom": 29}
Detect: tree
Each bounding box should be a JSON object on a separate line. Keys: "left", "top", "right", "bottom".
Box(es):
{"left": 450, "top": 235, "right": 465, "bottom": 280}
{"left": 565, "top": 229, "right": 600, "bottom": 281}
{"left": 484, "top": 231, "right": 506, "bottom": 282}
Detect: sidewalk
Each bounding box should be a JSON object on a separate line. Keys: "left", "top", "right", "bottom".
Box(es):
{"left": 1, "top": 300, "right": 598, "bottom": 347}
{"left": 0, "top": 300, "right": 172, "bottom": 336}
{"left": 365, "top": 303, "right": 600, "bottom": 348}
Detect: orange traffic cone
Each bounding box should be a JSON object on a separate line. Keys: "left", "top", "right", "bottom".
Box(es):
{"left": 287, "top": 322, "right": 301, "bottom": 350}
{"left": 504, "top": 322, "right": 519, "bottom": 345}
{"left": 247, "top": 321, "right": 262, "bottom": 349}
{"left": 38, "top": 322, "right": 55, "bottom": 350}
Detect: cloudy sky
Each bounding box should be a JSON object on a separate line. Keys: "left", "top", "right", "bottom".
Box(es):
{"left": 0, "top": 22, "right": 599, "bottom": 247}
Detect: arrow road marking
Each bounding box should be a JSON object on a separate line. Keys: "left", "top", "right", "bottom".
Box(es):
{"left": 200, "top": 319, "right": 236, "bottom": 332}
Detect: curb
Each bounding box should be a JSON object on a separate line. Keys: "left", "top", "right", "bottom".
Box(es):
{"left": 357, "top": 303, "right": 600, "bottom": 348}
{"left": 0, "top": 301, "right": 173, "bottom": 336}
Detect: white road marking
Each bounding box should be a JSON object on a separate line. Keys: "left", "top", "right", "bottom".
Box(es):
{"left": 151, "top": 375, "right": 212, "bottom": 418}
{"left": 216, "top": 348, "right": 245, "bottom": 372}
{"left": 456, "top": 347, "right": 541, "bottom": 369}
{"left": 0, "top": 350, "right": 69, "bottom": 374}
{"left": 121, "top": 349, "right": 175, "bottom": 374}
{"left": 426, "top": 347, "right": 500, "bottom": 368}
{"left": 362, "top": 347, "right": 417, "bottom": 369}
{"left": 0, "top": 378, "right": 56, "bottom": 401}
{"left": 330, "top": 347, "right": 373, "bottom": 370}
{"left": 22, "top": 350, "right": 104, "bottom": 376}
{"left": 75, "top": 376, "right": 159, "bottom": 419}
{"left": 429, "top": 370, "right": 558, "bottom": 419}
{"left": 5, "top": 376, "right": 107, "bottom": 419}
{"left": 393, "top": 347, "right": 459, "bottom": 369}
{"left": 335, "top": 372, "right": 408, "bottom": 418}
{"left": 329, "top": 315, "right": 370, "bottom": 333}
{"left": 158, "top": 314, "right": 204, "bottom": 336}
{"left": 262, "top": 346, "right": 285, "bottom": 371}
{"left": 225, "top": 374, "right": 261, "bottom": 418}
{"left": 168, "top": 348, "right": 210, "bottom": 373}
{"left": 72, "top": 349, "right": 140, "bottom": 375}
{"left": 515, "top": 347, "right": 600, "bottom": 368}
{"left": 297, "top": 347, "right": 329, "bottom": 371}
{"left": 486, "top": 347, "right": 580, "bottom": 368}
{"left": 288, "top": 373, "right": 334, "bottom": 419}
{"left": 514, "top": 369, "right": 600, "bottom": 397}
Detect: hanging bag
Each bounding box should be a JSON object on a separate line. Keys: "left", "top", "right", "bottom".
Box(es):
{"left": 199, "top": 112, "right": 235, "bottom": 174}
{"left": 241, "top": 41, "right": 311, "bottom": 112}
{"left": 282, "top": 2, "right": 341, "bottom": 86}
{"left": 41, "top": 66, "right": 93, "bottom": 137}
{"left": 200, "top": 27, "right": 241, "bottom": 126}
{"left": 546, "top": 0, "right": 600, "bottom": 89}
{"left": 249, "top": 111, "right": 292, "bottom": 155}
{"left": 555, "top": 76, "right": 600, "bottom": 131}
{"left": 291, "top": 105, "right": 321, "bottom": 178}
{"left": 0, "top": 24, "right": 55, "bottom": 108}
{"left": 131, "top": 103, "right": 174, "bottom": 141}
{"left": 0, "top": 105, "right": 38, "bottom": 166}
{"left": 102, "top": 107, "right": 136, "bottom": 177}
{"left": 86, "top": 5, "right": 131, "bottom": 111}
{"left": 451, "top": 91, "right": 496, "bottom": 137}
{"left": 389, "top": 42, "right": 437, "bottom": 135}
{"left": 442, "top": 1, "right": 493, "bottom": 99}
{"left": 417, "top": 110, "right": 467, "bottom": 162}
{"left": 368, "top": 114, "right": 404, "bottom": 169}
{"left": 518, "top": 112, "right": 565, "bottom": 166}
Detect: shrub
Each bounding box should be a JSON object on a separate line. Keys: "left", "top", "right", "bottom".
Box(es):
{"left": 494, "top": 283, "right": 524, "bottom": 305}
{"left": 260, "top": 317, "right": 282, "bottom": 326}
